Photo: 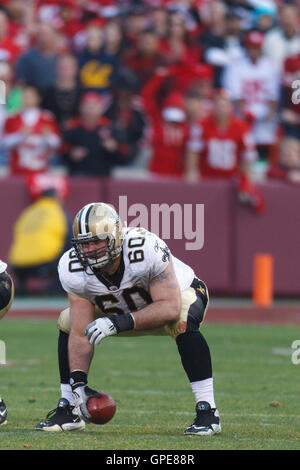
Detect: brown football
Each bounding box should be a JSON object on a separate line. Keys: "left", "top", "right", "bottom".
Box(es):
{"left": 86, "top": 393, "right": 116, "bottom": 425}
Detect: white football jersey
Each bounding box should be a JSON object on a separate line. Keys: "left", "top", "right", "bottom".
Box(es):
{"left": 0, "top": 260, "right": 7, "bottom": 273}
{"left": 222, "top": 56, "right": 280, "bottom": 144}
{"left": 58, "top": 228, "right": 195, "bottom": 315}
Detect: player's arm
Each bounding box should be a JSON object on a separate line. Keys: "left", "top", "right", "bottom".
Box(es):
{"left": 84, "top": 259, "right": 181, "bottom": 345}
{"left": 68, "top": 293, "right": 95, "bottom": 374}
{"left": 132, "top": 259, "right": 181, "bottom": 330}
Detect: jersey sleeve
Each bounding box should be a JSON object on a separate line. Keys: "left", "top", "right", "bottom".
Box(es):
{"left": 0, "top": 260, "right": 8, "bottom": 273}
{"left": 124, "top": 228, "right": 171, "bottom": 282}
{"left": 57, "top": 250, "right": 86, "bottom": 298}
{"left": 144, "top": 232, "right": 171, "bottom": 280}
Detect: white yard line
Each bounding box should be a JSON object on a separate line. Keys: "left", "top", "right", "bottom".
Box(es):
{"left": 23, "top": 386, "right": 300, "bottom": 400}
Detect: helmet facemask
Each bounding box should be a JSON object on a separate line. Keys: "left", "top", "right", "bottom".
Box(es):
{"left": 73, "top": 234, "right": 122, "bottom": 272}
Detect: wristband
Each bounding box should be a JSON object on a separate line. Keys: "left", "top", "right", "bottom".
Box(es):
{"left": 110, "top": 313, "right": 135, "bottom": 334}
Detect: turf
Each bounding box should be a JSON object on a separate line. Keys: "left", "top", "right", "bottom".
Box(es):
{"left": 0, "top": 318, "right": 299, "bottom": 450}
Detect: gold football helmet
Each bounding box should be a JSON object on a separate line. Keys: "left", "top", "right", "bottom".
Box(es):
{"left": 0, "top": 271, "right": 14, "bottom": 320}
{"left": 72, "top": 202, "right": 124, "bottom": 271}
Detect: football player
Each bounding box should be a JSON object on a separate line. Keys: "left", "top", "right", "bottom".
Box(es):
{"left": 37, "top": 203, "right": 221, "bottom": 435}
{"left": 0, "top": 260, "right": 15, "bottom": 426}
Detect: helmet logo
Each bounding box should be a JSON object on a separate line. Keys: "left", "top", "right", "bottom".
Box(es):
{"left": 77, "top": 232, "right": 93, "bottom": 239}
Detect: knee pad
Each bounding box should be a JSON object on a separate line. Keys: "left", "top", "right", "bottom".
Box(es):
{"left": 57, "top": 304, "right": 101, "bottom": 334}
{"left": 57, "top": 308, "right": 70, "bottom": 334}
{"left": 165, "top": 285, "right": 208, "bottom": 339}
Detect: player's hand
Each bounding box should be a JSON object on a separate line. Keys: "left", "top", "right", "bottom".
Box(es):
{"left": 72, "top": 384, "right": 101, "bottom": 423}
{"left": 84, "top": 317, "right": 117, "bottom": 345}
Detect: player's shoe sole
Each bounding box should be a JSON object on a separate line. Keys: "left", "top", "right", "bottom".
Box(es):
{"left": 184, "top": 423, "right": 221, "bottom": 436}
{"left": 36, "top": 421, "right": 85, "bottom": 432}
{"left": 184, "top": 401, "right": 221, "bottom": 436}
{"left": 36, "top": 398, "right": 85, "bottom": 432}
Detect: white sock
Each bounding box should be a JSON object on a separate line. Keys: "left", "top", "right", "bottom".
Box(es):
{"left": 190, "top": 378, "right": 216, "bottom": 408}
{"left": 60, "top": 383, "right": 74, "bottom": 405}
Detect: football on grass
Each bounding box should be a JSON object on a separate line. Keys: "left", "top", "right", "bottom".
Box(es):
{"left": 87, "top": 393, "right": 116, "bottom": 425}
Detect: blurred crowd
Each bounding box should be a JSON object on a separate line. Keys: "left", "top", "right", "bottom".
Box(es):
{"left": 0, "top": 0, "right": 300, "bottom": 185}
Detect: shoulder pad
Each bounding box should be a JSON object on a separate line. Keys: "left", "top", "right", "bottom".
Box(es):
{"left": 123, "top": 228, "right": 170, "bottom": 278}
{"left": 58, "top": 250, "right": 86, "bottom": 295}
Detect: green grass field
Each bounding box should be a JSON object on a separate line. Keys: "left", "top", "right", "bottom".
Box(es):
{"left": 0, "top": 318, "right": 299, "bottom": 450}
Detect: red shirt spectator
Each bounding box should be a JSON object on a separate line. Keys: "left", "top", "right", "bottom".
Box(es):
{"left": 3, "top": 86, "right": 61, "bottom": 175}
{"left": 159, "top": 11, "right": 202, "bottom": 67}
{"left": 0, "top": 10, "right": 22, "bottom": 63}
{"left": 56, "top": 1, "right": 85, "bottom": 45}
{"left": 161, "top": 62, "right": 214, "bottom": 95}
{"left": 34, "top": 0, "right": 84, "bottom": 49}
{"left": 186, "top": 91, "right": 257, "bottom": 180}
{"left": 142, "top": 71, "right": 189, "bottom": 177}
{"left": 123, "top": 28, "right": 167, "bottom": 91}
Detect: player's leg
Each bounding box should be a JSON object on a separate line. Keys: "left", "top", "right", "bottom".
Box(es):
{"left": 36, "top": 303, "right": 157, "bottom": 431}
{"left": 36, "top": 309, "right": 85, "bottom": 431}
{"left": 0, "top": 397, "right": 7, "bottom": 426}
{"left": 0, "top": 269, "right": 14, "bottom": 426}
{"left": 166, "top": 279, "right": 221, "bottom": 436}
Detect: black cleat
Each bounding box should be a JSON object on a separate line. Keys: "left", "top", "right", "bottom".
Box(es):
{"left": 184, "top": 401, "right": 221, "bottom": 436}
{"left": 0, "top": 398, "right": 7, "bottom": 426}
{"left": 36, "top": 398, "right": 85, "bottom": 432}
